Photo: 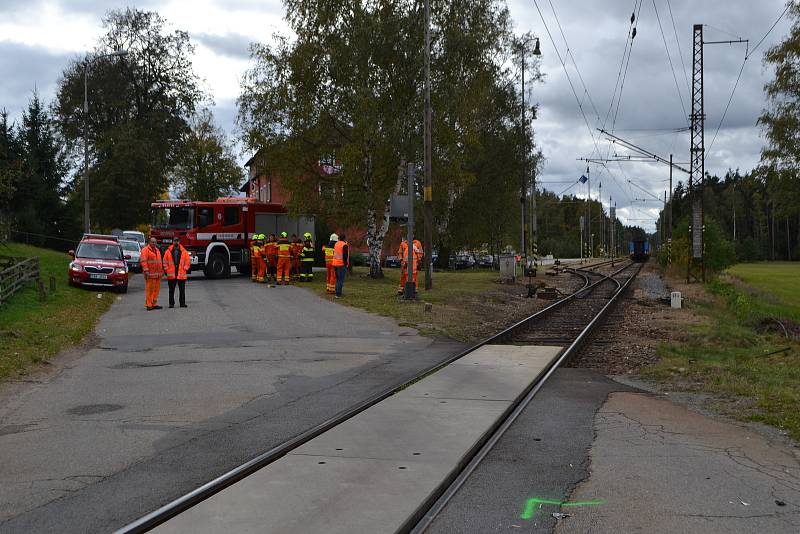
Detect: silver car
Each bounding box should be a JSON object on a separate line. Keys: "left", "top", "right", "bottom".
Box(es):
{"left": 122, "top": 230, "right": 146, "bottom": 245}
{"left": 119, "top": 239, "right": 142, "bottom": 272}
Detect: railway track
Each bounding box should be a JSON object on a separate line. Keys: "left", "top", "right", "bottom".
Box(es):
{"left": 116, "top": 260, "right": 641, "bottom": 534}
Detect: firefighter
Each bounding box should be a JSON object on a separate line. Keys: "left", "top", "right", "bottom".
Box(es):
{"left": 163, "top": 236, "right": 191, "bottom": 308}
{"left": 332, "top": 233, "right": 349, "bottom": 298}
{"left": 397, "top": 238, "right": 422, "bottom": 294}
{"left": 249, "top": 233, "right": 258, "bottom": 282}
{"left": 290, "top": 234, "right": 302, "bottom": 281}
{"left": 322, "top": 233, "right": 337, "bottom": 293}
{"left": 256, "top": 234, "right": 267, "bottom": 283}
{"left": 299, "top": 232, "right": 315, "bottom": 282}
{"left": 276, "top": 231, "right": 293, "bottom": 284}
{"left": 265, "top": 233, "right": 278, "bottom": 283}
{"left": 140, "top": 237, "right": 164, "bottom": 310}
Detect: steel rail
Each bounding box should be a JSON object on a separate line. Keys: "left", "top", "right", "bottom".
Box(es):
{"left": 115, "top": 269, "right": 599, "bottom": 533}
{"left": 407, "top": 262, "right": 641, "bottom": 533}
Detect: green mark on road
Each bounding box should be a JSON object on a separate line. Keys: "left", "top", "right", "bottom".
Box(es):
{"left": 520, "top": 497, "right": 606, "bottom": 519}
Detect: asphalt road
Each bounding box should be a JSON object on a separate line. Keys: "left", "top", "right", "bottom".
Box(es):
{"left": 0, "top": 273, "right": 462, "bottom": 533}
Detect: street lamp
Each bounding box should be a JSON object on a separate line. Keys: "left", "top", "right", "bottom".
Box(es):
{"left": 84, "top": 49, "right": 128, "bottom": 233}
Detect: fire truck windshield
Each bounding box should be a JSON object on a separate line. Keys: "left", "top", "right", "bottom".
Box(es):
{"left": 151, "top": 207, "right": 194, "bottom": 229}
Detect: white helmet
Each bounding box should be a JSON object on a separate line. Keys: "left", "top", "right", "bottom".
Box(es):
{"left": 330, "top": 233, "right": 339, "bottom": 242}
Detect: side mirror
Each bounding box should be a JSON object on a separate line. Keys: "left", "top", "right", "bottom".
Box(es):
{"left": 68, "top": 250, "right": 75, "bottom": 257}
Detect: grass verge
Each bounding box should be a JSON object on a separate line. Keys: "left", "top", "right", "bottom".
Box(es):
{"left": 0, "top": 242, "right": 115, "bottom": 380}
{"left": 307, "top": 266, "right": 502, "bottom": 342}
{"left": 641, "top": 262, "right": 800, "bottom": 440}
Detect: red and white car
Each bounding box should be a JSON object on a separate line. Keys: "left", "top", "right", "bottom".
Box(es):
{"left": 68, "top": 234, "right": 129, "bottom": 293}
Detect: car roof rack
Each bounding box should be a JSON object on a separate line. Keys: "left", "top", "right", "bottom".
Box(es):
{"left": 81, "top": 233, "right": 119, "bottom": 242}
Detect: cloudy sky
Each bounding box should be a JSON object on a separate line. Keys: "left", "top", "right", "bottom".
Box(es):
{"left": 0, "top": 0, "right": 791, "bottom": 231}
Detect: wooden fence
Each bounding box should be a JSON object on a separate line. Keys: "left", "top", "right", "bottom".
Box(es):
{"left": 0, "top": 256, "right": 40, "bottom": 305}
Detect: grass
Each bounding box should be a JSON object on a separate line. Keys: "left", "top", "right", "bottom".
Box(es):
{"left": 306, "top": 266, "right": 501, "bottom": 342}
{"left": 0, "top": 242, "right": 115, "bottom": 380}
{"left": 641, "top": 262, "right": 800, "bottom": 440}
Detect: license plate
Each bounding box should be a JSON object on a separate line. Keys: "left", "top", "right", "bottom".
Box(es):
{"left": 90, "top": 274, "right": 108, "bottom": 280}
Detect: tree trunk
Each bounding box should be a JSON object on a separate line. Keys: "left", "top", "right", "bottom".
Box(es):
{"left": 365, "top": 163, "right": 403, "bottom": 279}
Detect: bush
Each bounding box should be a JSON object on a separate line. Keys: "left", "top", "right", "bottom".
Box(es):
{"left": 661, "top": 216, "right": 736, "bottom": 276}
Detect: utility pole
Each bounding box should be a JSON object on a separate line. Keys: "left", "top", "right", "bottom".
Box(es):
{"left": 83, "top": 49, "right": 128, "bottom": 233}
{"left": 598, "top": 182, "right": 603, "bottom": 256}
{"left": 423, "top": 0, "right": 433, "bottom": 290}
{"left": 405, "top": 163, "right": 416, "bottom": 300}
{"left": 587, "top": 166, "right": 591, "bottom": 258}
{"left": 520, "top": 42, "right": 527, "bottom": 262}
{"left": 687, "top": 25, "right": 748, "bottom": 282}
{"left": 732, "top": 182, "right": 736, "bottom": 242}
{"left": 668, "top": 153, "right": 673, "bottom": 264}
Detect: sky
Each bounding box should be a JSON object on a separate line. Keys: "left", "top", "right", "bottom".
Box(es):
{"left": 0, "top": 0, "right": 792, "bottom": 231}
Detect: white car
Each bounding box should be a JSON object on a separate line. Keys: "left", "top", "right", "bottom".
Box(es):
{"left": 119, "top": 239, "right": 142, "bottom": 272}
{"left": 122, "top": 230, "right": 146, "bottom": 245}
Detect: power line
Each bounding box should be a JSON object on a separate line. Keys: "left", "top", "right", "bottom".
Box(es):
{"left": 652, "top": 0, "right": 689, "bottom": 125}
{"left": 750, "top": 3, "right": 791, "bottom": 56}
{"left": 666, "top": 0, "right": 691, "bottom": 96}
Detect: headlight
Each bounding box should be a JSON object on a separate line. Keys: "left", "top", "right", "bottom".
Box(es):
{"left": 70, "top": 262, "right": 83, "bottom": 272}
{"left": 115, "top": 267, "right": 128, "bottom": 274}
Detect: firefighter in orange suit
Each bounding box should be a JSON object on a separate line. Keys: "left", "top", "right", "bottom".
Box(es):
{"left": 256, "top": 234, "right": 267, "bottom": 283}
{"left": 163, "top": 235, "right": 191, "bottom": 308}
{"left": 140, "top": 237, "right": 164, "bottom": 310}
{"left": 250, "top": 234, "right": 258, "bottom": 281}
{"left": 322, "top": 233, "right": 338, "bottom": 293}
{"left": 276, "top": 231, "right": 293, "bottom": 284}
{"left": 332, "top": 234, "right": 349, "bottom": 298}
{"left": 265, "top": 233, "right": 278, "bottom": 283}
{"left": 397, "top": 238, "right": 422, "bottom": 294}
{"left": 290, "top": 234, "right": 302, "bottom": 281}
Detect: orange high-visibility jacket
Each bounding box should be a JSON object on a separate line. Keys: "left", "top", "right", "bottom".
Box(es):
{"left": 264, "top": 240, "right": 278, "bottom": 264}
{"left": 140, "top": 245, "right": 164, "bottom": 279}
{"left": 412, "top": 239, "right": 423, "bottom": 262}
{"left": 163, "top": 244, "right": 191, "bottom": 280}
{"left": 333, "top": 240, "right": 349, "bottom": 267}
{"left": 323, "top": 244, "right": 335, "bottom": 266}
{"left": 277, "top": 238, "right": 293, "bottom": 258}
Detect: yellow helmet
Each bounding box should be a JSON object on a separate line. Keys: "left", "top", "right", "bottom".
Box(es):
{"left": 280, "top": 231, "right": 288, "bottom": 238}
{"left": 303, "top": 232, "right": 312, "bottom": 239}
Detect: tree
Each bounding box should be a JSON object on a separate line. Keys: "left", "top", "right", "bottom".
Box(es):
{"left": 0, "top": 110, "right": 19, "bottom": 240}
{"left": 15, "top": 93, "right": 70, "bottom": 241}
{"left": 55, "top": 8, "right": 202, "bottom": 230}
{"left": 239, "top": 0, "right": 530, "bottom": 278}
{"left": 172, "top": 110, "right": 243, "bottom": 201}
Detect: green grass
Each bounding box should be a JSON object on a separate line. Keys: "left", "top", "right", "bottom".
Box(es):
{"left": 306, "top": 267, "right": 501, "bottom": 341}
{"left": 726, "top": 262, "right": 800, "bottom": 322}
{"left": 0, "top": 242, "right": 115, "bottom": 380}
{"left": 641, "top": 262, "right": 800, "bottom": 440}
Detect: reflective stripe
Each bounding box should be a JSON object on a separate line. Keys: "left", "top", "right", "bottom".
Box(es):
{"left": 277, "top": 241, "right": 291, "bottom": 258}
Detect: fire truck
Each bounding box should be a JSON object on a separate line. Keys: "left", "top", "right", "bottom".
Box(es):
{"left": 150, "top": 198, "right": 314, "bottom": 278}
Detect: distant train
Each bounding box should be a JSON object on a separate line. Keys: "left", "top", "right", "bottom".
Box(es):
{"left": 629, "top": 239, "right": 650, "bottom": 262}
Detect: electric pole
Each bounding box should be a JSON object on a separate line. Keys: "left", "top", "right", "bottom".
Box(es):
{"left": 423, "top": 0, "right": 433, "bottom": 290}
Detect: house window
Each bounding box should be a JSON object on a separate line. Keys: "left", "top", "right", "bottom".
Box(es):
{"left": 223, "top": 207, "right": 239, "bottom": 226}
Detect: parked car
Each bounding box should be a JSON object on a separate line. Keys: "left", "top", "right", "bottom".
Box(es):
{"left": 122, "top": 230, "right": 146, "bottom": 245}
{"left": 478, "top": 254, "right": 494, "bottom": 268}
{"left": 119, "top": 239, "right": 142, "bottom": 273}
{"left": 451, "top": 254, "right": 475, "bottom": 270}
{"left": 68, "top": 234, "right": 129, "bottom": 293}
{"left": 384, "top": 255, "right": 401, "bottom": 268}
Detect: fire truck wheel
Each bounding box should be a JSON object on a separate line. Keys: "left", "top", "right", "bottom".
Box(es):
{"left": 204, "top": 251, "right": 230, "bottom": 279}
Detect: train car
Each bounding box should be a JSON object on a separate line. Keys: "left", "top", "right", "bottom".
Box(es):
{"left": 629, "top": 239, "right": 650, "bottom": 262}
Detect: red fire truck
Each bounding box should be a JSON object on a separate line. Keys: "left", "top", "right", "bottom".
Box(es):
{"left": 150, "top": 198, "right": 314, "bottom": 278}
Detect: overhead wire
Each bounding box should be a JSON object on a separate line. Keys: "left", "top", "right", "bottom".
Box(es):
{"left": 652, "top": 0, "right": 689, "bottom": 125}
{"left": 706, "top": 3, "right": 792, "bottom": 159}
{"left": 665, "top": 0, "right": 691, "bottom": 96}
